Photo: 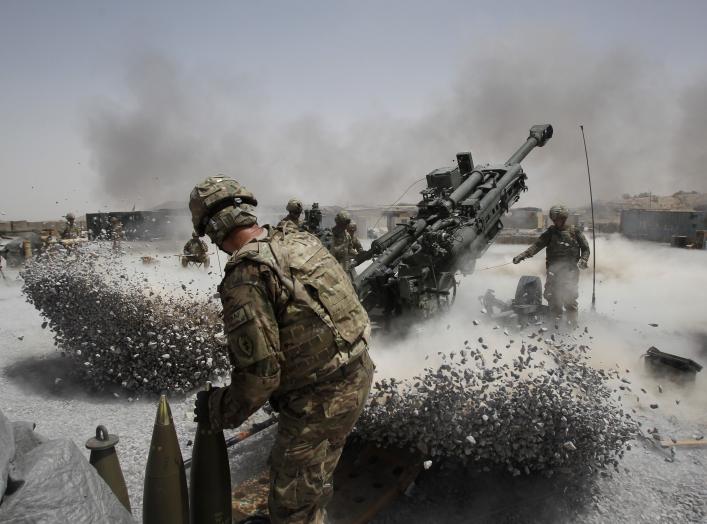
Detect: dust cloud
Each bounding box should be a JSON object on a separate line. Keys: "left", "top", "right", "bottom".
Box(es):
{"left": 371, "top": 235, "right": 707, "bottom": 416}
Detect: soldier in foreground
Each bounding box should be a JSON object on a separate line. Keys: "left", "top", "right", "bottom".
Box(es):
{"left": 182, "top": 232, "right": 209, "bottom": 268}
{"left": 189, "top": 176, "right": 374, "bottom": 524}
{"left": 330, "top": 210, "right": 354, "bottom": 272}
{"left": 513, "top": 205, "right": 590, "bottom": 326}
{"left": 277, "top": 199, "right": 303, "bottom": 231}
{"left": 60, "top": 213, "right": 80, "bottom": 240}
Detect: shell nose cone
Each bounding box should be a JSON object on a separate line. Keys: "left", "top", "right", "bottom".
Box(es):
{"left": 155, "top": 394, "right": 173, "bottom": 426}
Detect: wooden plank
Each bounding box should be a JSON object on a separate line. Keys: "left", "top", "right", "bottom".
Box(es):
{"left": 659, "top": 439, "right": 707, "bottom": 449}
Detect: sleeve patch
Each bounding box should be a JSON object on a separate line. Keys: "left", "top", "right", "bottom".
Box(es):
{"left": 227, "top": 303, "right": 254, "bottom": 332}
{"left": 237, "top": 335, "right": 255, "bottom": 358}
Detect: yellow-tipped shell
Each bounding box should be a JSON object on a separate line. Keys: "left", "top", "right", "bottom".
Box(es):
{"left": 155, "top": 394, "right": 172, "bottom": 426}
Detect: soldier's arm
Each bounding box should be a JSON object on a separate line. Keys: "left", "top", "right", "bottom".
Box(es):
{"left": 518, "top": 229, "right": 551, "bottom": 259}
{"left": 352, "top": 237, "right": 363, "bottom": 253}
{"left": 329, "top": 236, "right": 347, "bottom": 260}
{"left": 576, "top": 229, "right": 590, "bottom": 262}
{"left": 208, "top": 262, "right": 282, "bottom": 430}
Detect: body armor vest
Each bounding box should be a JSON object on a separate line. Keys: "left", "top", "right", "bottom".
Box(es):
{"left": 546, "top": 226, "right": 581, "bottom": 264}
{"left": 228, "top": 229, "right": 370, "bottom": 390}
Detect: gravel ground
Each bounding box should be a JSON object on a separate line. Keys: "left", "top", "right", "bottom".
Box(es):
{"left": 1, "top": 237, "right": 706, "bottom": 523}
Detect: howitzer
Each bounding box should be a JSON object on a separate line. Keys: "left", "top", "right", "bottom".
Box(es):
{"left": 353, "top": 124, "right": 553, "bottom": 320}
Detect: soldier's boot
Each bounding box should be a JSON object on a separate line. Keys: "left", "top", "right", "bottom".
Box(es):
{"left": 565, "top": 299, "right": 579, "bottom": 329}
{"left": 548, "top": 300, "right": 563, "bottom": 326}
{"left": 565, "top": 309, "right": 578, "bottom": 329}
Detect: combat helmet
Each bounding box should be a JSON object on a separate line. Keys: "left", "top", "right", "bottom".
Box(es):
{"left": 65, "top": 212, "right": 75, "bottom": 222}
{"left": 549, "top": 204, "right": 569, "bottom": 220}
{"left": 334, "top": 210, "right": 351, "bottom": 226}
{"left": 189, "top": 175, "right": 258, "bottom": 247}
{"left": 286, "top": 198, "right": 303, "bottom": 215}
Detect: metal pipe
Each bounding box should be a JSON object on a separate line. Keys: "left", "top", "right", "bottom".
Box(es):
{"left": 580, "top": 124, "right": 597, "bottom": 311}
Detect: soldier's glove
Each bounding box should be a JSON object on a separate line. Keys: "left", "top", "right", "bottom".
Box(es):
{"left": 577, "top": 259, "right": 588, "bottom": 270}
{"left": 512, "top": 255, "right": 524, "bottom": 264}
{"left": 194, "top": 387, "right": 219, "bottom": 423}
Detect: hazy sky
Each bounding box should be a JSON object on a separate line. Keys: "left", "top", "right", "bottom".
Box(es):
{"left": 2, "top": 1, "right": 707, "bottom": 220}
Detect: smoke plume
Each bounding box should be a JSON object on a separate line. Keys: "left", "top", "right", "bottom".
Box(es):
{"left": 84, "top": 34, "right": 707, "bottom": 211}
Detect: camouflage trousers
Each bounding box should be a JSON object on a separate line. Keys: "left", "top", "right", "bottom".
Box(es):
{"left": 269, "top": 351, "right": 374, "bottom": 524}
{"left": 545, "top": 261, "right": 579, "bottom": 320}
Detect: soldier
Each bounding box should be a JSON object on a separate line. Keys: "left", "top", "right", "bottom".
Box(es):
{"left": 60, "top": 213, "right": 80, "bottom": 240}
{"left": 110, "top": 217, "right": 124, "bottom": 250}
{"left": 513, "top": 204, "right": 590, "bottom": 326}
{"left": 182, "top": 232, "right": 210, "bottom": 267}
{"left": 346, "top": 221, "right": 363, "bottom": 255}
{"left": 188, "top": 176, "right": 374, "bottom": 524}
{"left": 277, "top": 199, "right": 303, "bottom": 232}
{"left": 330, "top": 210, "right": 354, "bottom": 272}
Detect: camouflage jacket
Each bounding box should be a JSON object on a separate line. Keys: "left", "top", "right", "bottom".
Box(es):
{"left": 111, "top": 223, "right": 124, "bottom": 240}
{"left": 61, "top": 224, "right": 80, "bottom": 240}
{"left": 183, "top": 238, "right": 207, "bottom": 256}
{"left": 275, "top": 215, "right": 301, "bottom": 233}
{"left": 350, "top": 235, "right": 363, "bottom": 254}
{"left": 208, "top": 226, "right": 371, "bottom": 430}
{"left": 520, "top": 225, "right": 590, "bottom": 265}
{"left": 330, "top": 226, "right": 353, "bottom": 270}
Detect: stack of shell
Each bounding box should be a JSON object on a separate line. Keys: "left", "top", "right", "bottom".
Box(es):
{"left": 21, "top": 245, "right": 227, "bottom": 394}
{"left": 355, "top": 331, "right": 637, "bottom": 477}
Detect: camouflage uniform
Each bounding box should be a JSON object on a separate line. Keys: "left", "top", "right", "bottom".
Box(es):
{"left": 347, "top": 223, "right": 363, "bottom": 255}
{"left": 277, "top": 199, "right": 303, "bottom": 233}
{"left": 206, "top": 223, "right": 373, "bottom": 523}
{"left": 111, "top": 218, "right": 124, "bottom": 250}
{"left": 330, "top": 226, "right": 354, "bottom": 272}
{"left": 61, "top": 214, "right": 80, "bottom": 240}
{"left": 183, "top": 236, "right": 209, "bottom": 266}
{"left": 517, "top": 224, "right": 590, "bottom": 321}
{"left": 277, "top": 215, "right": 301, "bottom": 233}
{"left": 183, "top": 237, "right": 205, "bottom": 255}
{"left": 329, "top": 211, "right": 355, "bottom": 273}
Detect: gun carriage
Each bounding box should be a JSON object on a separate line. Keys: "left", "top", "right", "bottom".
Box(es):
{"left": 352, "top": 124, "right": 553, "bottom": 322}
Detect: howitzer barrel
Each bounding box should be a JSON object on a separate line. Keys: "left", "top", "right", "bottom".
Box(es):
{"left": 447, "top": 163, "right": 525, "bottom": 260}
{"left": 506, "top": 124, "right": 553, "bottom": 165}
{"left": 446, "top": 124, "right": 552, "bottom": 208}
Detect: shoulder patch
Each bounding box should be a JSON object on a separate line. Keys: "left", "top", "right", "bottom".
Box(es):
{"left": 226, "top": 303, "right": 254, "bottom": 331}
{"left": 237, "top": 334, "right": 255, "bottom": 358}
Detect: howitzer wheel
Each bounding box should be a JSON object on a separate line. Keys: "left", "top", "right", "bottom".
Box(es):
{"left": 514, "top": 275, "right": 542, "bottom": 306}
{"left": 448, "top": 274, "right": 457, "bottom": 306}
{"left": 432, "top": 271, "right": 457, "bottom": 314}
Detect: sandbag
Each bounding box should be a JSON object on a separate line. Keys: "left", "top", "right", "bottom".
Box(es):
{"left": 0, "top": 410, "right": 14, "bottom": 500}
{"left": 11, "top": 422, "right": 45, "bottom": 456}
{"left": 0, "top": 438, "right": 133, "bottom": 524}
